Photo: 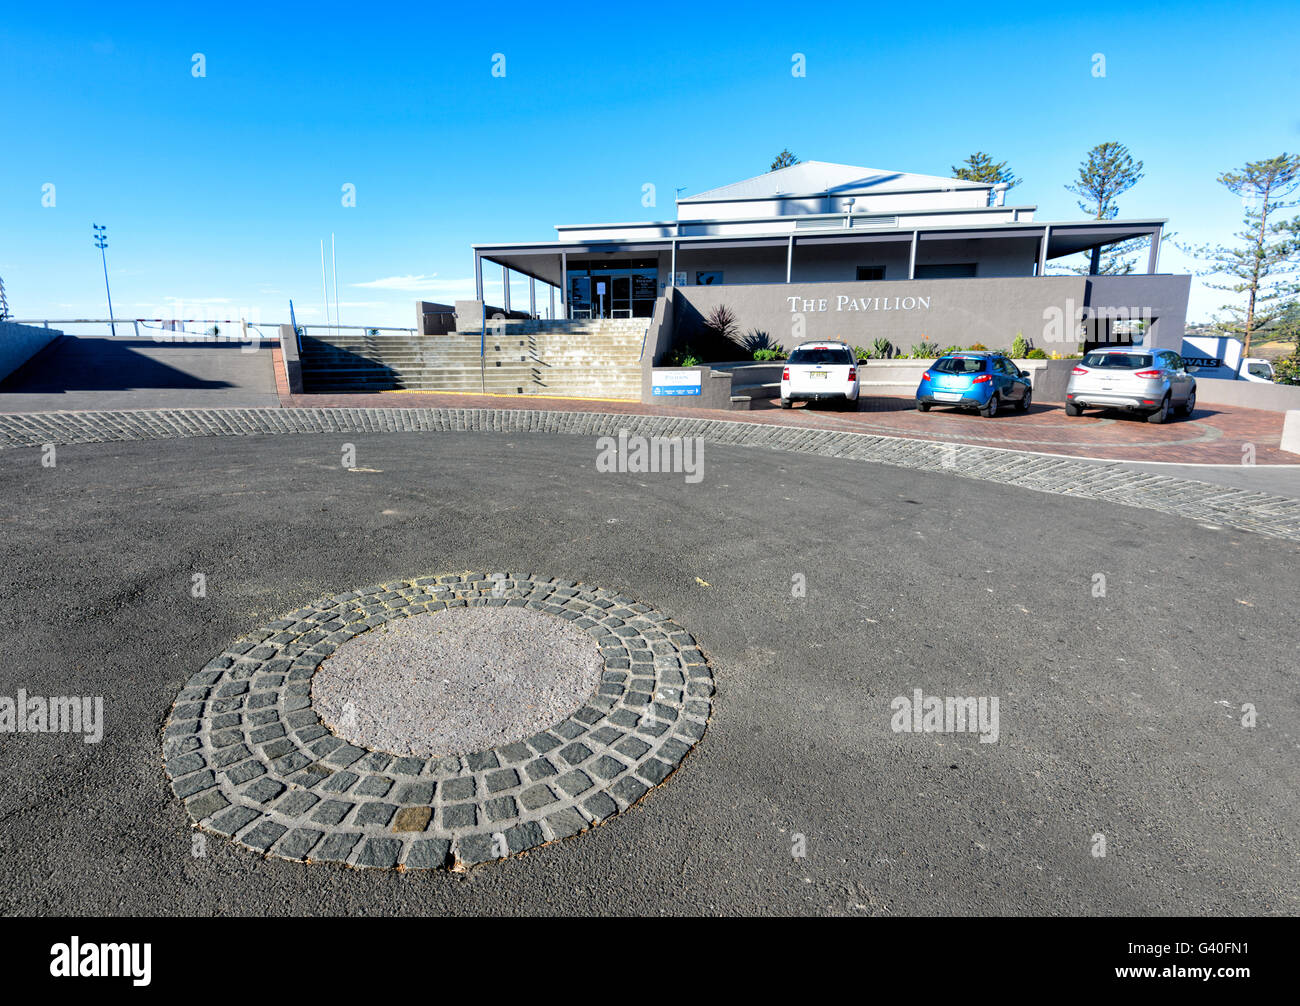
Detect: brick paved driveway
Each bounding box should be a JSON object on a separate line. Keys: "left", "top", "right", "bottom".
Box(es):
{"left": 281, "top": 391, "right": 1294, "bottom": 466}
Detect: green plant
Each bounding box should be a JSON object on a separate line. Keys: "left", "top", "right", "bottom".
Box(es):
{"left": 908, "top": 341, "right": 940, "bottom": 358}
{"left": 1026, "top": 348, "right": 1048, "bottom": 359}
{"left": 753, "top": 348, "right": 785, "bottom": 361}
{"left": 870, "top": 336, "right": 894, "bottom": 359}
{"left": 967, "top": 342, "right": 988, "bottom": 351}
{"left": 1010, "top": 333, "right": 1030, "bottom": 358}
{"left": 666, "top": 345, "right": 702, "bottom": 367}
{"left": 1273, "top": 356, "right": 1300, "bottom": 385}
{"left": 703, "top": 304, "right": 740, "bottom": 343}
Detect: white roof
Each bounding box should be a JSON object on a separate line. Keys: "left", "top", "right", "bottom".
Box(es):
{"left": 680, "top": 160, "right": 990, "bottom": 202}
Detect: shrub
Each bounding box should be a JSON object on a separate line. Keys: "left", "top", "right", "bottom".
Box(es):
{"left": 741, "top": 329, "right": 777, "bottom": 353}
{"left": 704, "top": 304, "right": 740, "bottom": 343}
{"left": 1010, "top": 333, "right": 1030, "bottom": 358}
{"left": 1026, "top": 348, "right": 1048, "bottom": 359}
{"left": 871, "top": 336, "right": 894, "bottom": 359}
{"left": 966, "top": 342, "right": 988, "bottom": 351}
{"left": 753, "top": 348, "right": 785, "bottom": 361}
{"left": 908, "top": 341, "right": 940, "bottom": 358}
{"left": 1274, "top": 356, "right": 1300, "bottom": 385}
{"left": 666, "top": 345, "right": 703, "bottom": 367}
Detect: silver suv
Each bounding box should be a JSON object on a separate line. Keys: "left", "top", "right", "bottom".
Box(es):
{"left": 1064, "top": 346, "right": 1196, "bottom": 424}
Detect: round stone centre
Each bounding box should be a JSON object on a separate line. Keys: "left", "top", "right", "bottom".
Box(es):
{"left": 311, "top": 607, "right": 604, "bottom": 757}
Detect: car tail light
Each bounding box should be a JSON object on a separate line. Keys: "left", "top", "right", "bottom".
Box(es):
{"left": 973, "top": 374, "right": 992, "bottom": 383}
{"left": 1072, "top": 366, "right": 1088, "bottom": 375}
{"left": 782, "top": 367, "right": 790, "bottom": 381}
{"left": 1134, "top": 370, "right": 1163, "bottom": 379}
{"left": 921, "top": 372, "right": 931, "bottom": 381}
{"left": 847, "top": 367, "right": 856, "bottom": 381}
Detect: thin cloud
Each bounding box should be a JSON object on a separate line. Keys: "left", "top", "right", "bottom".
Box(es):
{"left": 351, "top": 274, "right": 449, "bottom": 292}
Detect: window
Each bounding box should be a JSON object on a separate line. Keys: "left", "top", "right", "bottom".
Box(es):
{"left": 915, "top": 263, "right": 978, "bottom": 279}
{"left": 1081, "top": 352, "right": 1153, "bottom": 369}
{"left": 931, "top": 356, "right": 987, "bottom": 375}
{"left": 788, "top": 347, "right": 854, "bottom": 365}
{"left": 856, "top": 266, "right": 885, "bottom": 281}
{"left": 695, "top": 271, "right": 723, "bottom": 285}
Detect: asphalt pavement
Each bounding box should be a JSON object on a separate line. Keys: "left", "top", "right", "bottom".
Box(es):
{"left": 0, "top": 431, "right": 1295, "bottom": 915}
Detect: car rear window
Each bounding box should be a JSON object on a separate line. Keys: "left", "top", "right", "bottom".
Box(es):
{"left": 931, "top": 356, "right": 987, "bottom": 374}
{"left": 1082, "top": 353, "right": 1152, "bottom": 369}
{"left": 789, "top": 347, "right": 853, "bottom": 365}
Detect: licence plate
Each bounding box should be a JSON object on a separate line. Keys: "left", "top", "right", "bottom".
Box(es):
{"left": 810, "top": 371, "right": 828, "bottom": 380}
{"left": 934, "top": 392, "right": 961, "bottom": 402}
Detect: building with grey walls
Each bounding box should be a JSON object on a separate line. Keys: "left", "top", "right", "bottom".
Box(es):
{"left": 466, "top": 160, "right": 1188, "bottom": 352}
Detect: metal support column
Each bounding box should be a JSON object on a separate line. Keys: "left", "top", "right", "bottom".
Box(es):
{"left": 474, "top": 252, "right": 483, "bottom": 301}
{"left": 786, "top": 236, "right": 794, "bottom": 283}
{"left": 502, "top": 264, "right": 510, "bottom": 313}
{"left": 559, "top": 252, "right": 568, "bottom": 319}
{"left": 1037, "top": 226, "right": 1051, "bottom": 276}
{"left": 549, "top": 285, "right": 555, "bottom": 320}
{"left": 908, "top": 231, "right": 918, "bottom": 279}
{"left": 1147, "top": 225, "right": 1162, "bottom": 274}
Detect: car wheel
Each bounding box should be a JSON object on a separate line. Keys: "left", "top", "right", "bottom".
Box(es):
{"left": 1179, "top": 390, "right": 1196, "bottom": 418}
{"left": 779, "top": 398, "right": 792, "bottom": 410}
{"left": 980, "top": 394, "right": 999, "bottom": 418}
{"left": 916, "top": 400, "right": 931, "bottom": 412}
{"left": 1146, "top": 394, "right": 1170, "bottom": 424}
{"left": 1064, "top": 401, "right": 1083, "bottom": 417}
{"left": 1016, "top": 388, "right": 1032, "bottom": 413}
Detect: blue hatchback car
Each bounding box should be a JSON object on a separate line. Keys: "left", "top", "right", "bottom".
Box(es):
{"left": 915, "top": 352, "right": 1032, "bottom": 417}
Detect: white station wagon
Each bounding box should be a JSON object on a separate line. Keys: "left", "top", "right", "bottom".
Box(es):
{"left": 779, "top": 341, "right": 860, "bottom": 410}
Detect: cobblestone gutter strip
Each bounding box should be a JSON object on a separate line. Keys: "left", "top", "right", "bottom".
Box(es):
{"left": 3, "top": 407, "right": 1298, "bottom": 542}
{"left": 163, "top": 574, "right": 714, "bottom": 871}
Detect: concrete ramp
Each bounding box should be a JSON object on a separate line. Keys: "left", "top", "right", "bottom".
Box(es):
{"left": 0, "top": 336, "right": 280, "bottom": 411}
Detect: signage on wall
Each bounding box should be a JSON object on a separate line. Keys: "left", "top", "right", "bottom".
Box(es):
{"left": 787, "top": 294, "right": 932, "bottom": 313}
{"left": 651, "top": 370, "right": 703, "bottom": 396}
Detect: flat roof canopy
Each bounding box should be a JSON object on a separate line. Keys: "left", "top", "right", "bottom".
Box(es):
{"left": 474, "top": 220, "right": 1167, "bottom": 285}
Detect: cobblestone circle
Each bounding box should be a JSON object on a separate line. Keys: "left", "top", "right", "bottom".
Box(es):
{"left": 162, "top": 573, "right": 713, "bottom": 870}
{"left": 2, "top": 407, "right": 1297, "bottom": 541}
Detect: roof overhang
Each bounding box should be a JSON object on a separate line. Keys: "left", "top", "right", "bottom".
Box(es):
{"left": 472, "top": 219, "right": 1169, "bottom": 281}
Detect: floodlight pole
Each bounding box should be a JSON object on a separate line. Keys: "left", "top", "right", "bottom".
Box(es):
{"left": 93, "top": 223, "right": 116, "bottom": 335}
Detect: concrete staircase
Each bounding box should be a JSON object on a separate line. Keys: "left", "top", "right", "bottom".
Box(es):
{"left": 300, "top": 319, "right": 647, "bottom": 398}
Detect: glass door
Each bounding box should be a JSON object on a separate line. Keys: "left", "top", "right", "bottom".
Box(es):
{"left": 610, "top": 276, "right": 632, "bottom": 318}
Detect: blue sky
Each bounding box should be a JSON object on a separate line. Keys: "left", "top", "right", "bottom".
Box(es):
{"left": 2, "top": 0, "right": 1297, "bottom": 331}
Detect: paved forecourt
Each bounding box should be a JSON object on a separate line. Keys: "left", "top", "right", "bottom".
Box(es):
{"left": 1, "top": 406, "right": 1297, "bottom": 541}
